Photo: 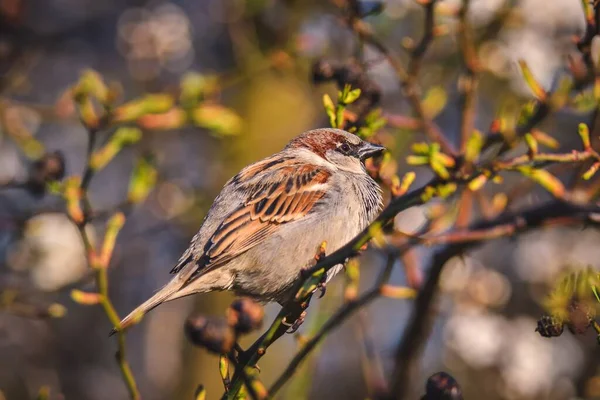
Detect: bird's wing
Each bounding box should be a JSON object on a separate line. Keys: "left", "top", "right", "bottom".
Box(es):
{"left": 171, "top": 156, "right": 331, "bottom": 281}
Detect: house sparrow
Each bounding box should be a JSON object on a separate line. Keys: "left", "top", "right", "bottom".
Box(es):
{"left": 115, "top": 128, "right": 384, "bottom": 332}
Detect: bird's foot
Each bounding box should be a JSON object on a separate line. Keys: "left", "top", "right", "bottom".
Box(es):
{"left": 234, "top": 344, "right": 261, "bottom": 372}
{"left": 317, "top": 280, "right": 327, "bottom": 298}
{"left": 282, "top": 311, "right": 307, "bottom": 334}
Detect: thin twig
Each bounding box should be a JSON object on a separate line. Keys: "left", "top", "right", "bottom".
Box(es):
{"left": 267, "top": 253, "right": 398, "bottom": 397}
{"left": 388, "top": 201, "right": 600, "bottom": 399}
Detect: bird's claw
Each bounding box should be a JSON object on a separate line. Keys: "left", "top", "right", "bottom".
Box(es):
{"left": 283, "top": 311, "right": 307, "bottom": 334}
{"left": 317, "top": 281, "right": 327, "bottom": 298}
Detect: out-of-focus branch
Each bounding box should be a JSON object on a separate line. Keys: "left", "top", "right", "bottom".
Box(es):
{"left": 336, "top": 0, "right": 457, "bottom": 156}
{"left": 267, "top": 254, "right": 399, "bottom": 397}
{"left": 457, "top": 0, "right": 479, "bottom": 154}
{"left": 268, "top": 199, "right": 600, "bottom": 398}
{"left": 388, "top": 201, "right": 600, "bottom": 399}
{"left": 71, "top": 115, "right": 141, "bottom": 399}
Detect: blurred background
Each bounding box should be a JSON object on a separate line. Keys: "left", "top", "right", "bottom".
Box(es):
{"left": 0, "top": 0, "right": 599, "bottom": 399}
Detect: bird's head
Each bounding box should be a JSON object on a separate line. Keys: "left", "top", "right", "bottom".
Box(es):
{"left": 286, "top": 128, "right": 385, "bottom": 173}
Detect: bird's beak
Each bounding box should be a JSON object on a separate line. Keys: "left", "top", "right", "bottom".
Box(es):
{"left": 358, "top": 142, "right": 385, "bottom": 161}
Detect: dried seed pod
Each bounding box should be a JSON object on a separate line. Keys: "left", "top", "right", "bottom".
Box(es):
{"left": 422, "top": 372, "right": 463, "bottom": 400}
{"left": 27, "top": 151, "right": 66, "bottom": 196}
{"left": 566, "top": 301, "right": 592, "bottom": 335}
{"left": 185, "top": 315, "right": 236, "bottom": 354}
{"left": 535, "top": 315, "right": 564, "bottom": 338}
{"left": 226, "top": 297, "right": 264, "bottom": 334}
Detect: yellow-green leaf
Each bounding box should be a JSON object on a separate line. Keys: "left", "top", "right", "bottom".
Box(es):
{"left": 180, "top": 73, "right": 219, "bottom": 107}
{"left": 406, "top": 155, "right": 429, "bottom": 165}
{"left": 89, "top": 127, "right": 142, "bottom": 170}
{"left": 76, "top": 69, "right": 109, "bottom": 104}
{"left": 344, "top": 88, "right": 361, "bottom": 104}
{"left": 430, "top": 156, "right": 450, "bottom": 179}
{"left": 422, "top": 86, "right": 448, "bottom": 118}
{"left": 468, "top": 174, "right": 488, "bottom": 191}
{"left": 192, "top": 104, "right": 242, "bottom": 136}
{"left": 578, "top": 123, "right": 591, "bottom": 149}
{"left": 518, "top": 60, "right": 547, "bottom": 101}
{"left": 518, "top": 167, "right": 565, "bottom": 198}
{"left": 411, "top": 142, "right": 430, "bottom": 155}
{"left": 524, "top": 133, "right": 538, "bottom": 154}
{"left": 531, "top": 130, "right": 559, "bottom": 149}
{"left": 71, "top": 289, "right": 102, "bottom": 305}
{"left": 465, "top": 129, "right": 484, "bottom": 163}
{"left": 583, "top": 162, "right": 600, "bottom": 180}
{"left": 127, "top": 155, "right": 157, "bottom": 204}
{"left": 113, "top": 94, "right": 174, "bottom": 122}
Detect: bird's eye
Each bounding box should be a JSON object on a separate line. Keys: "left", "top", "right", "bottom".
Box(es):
{"left": 339, "top": 143, "right": 351, "bottom": 154}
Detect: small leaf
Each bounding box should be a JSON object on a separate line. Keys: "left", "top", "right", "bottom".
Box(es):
{"left": 468, "top": 174, "right": 488, "bottom": 191}
{"left": 368, "top": 221, "right": 386, "bottom": 248}
{"left": 394, "top": 171, "right": 416, "bottom": 197}
{"left": 491, "top": 193, "right": 507, "bottom": 214}
{"left": 422, "top": 86, "right": 448, "bottom": 118}
{"left": 518, "top": 60, "right": 547, "bottom": 101}
{"left": 583, "top": 162, "right": 600, "bottom": 180}
{"left": 75, "top": 95, "right": 100, "bottom": 129}
{"left": 570, "top": 89, "right": 597, "bottom": 112}
{"left": 578, "top": 123, "right": 591, "bottom": 149}
{"left": 531, "top": 130, "right": 559, "bottom": 149}
{"left": 380, "top": 285, "right": 417, "bottom": 299}
{"left": 411, "top": 142, "right": 430, "bottom": 155}
{"left": 137, "top": 107, "right": 187, "bottom": 130}
{"left": 322, "top": 94, "right": 335, "bottom": 126}
{"left": 406, "top": 155, "right": 429, "bottom": 165}
{"left": 517, "top": 101, "right": 538, "bottom": 126}
{"left": 492, "top": 175, "right": 504, "bottom": 184}
{"left": 113, "top": 94, "right": 174, "bottom": 122}
{"left": 180, "top": 73, "right": 219, "bottom": 108}
{"left": 192, "top": 104, "right": 242, "bottom": 136}
{"left": 582, "top": 0, "right": 594, "bottom": 23}
{"left": 594, "top": 77, "right": 600, "bottom": 103}
{"left": 436, "top": 152, "right": 456, "bottom": 168}
{"left": 430, "top": 155, "right": 450, "bottom": 179}
{"left": 295, "top": 269, "right": 325, "bottom": 301}
{"left": 89, "top": 127, "right": 142, "bottom": 170}
{"left": 344, "top": 259, "right": 360, "bottom": 301}
{"left": 518, "top": 167, "right": 565, "bottom": 198}
{"left": 549, "top": 76, "right": 573, "bottom": 109}
{"left": 99, "top": 213, "right": 126, "bottom": 268}
{"left": 438, "top": 182, "right": 458, "bottom": 198}
{"left": 524, "top": 133, "right": 538, "bottom": 154}
{"left": 344, "top": 88, "right": 362, "bottom": 104}
{"left": 194, "top": 385, "right": 207, "bottom": 400}
{"left": 219, "top": 354, "right": 230, "bottom": 389}
{"left": 63, "top": 176, "right": 83, "bottom": 224}
{"left": 76, "top": 69, "right": 109, "bottom": 104}
{"left": 127, "top": 155, "right": 157, "bottom": 204}
{"left": 465, "top": 129, "right": 484, "bottom": 163}
{"left": 36, "top": 386, "right": 50, "bottom": 400}
{"left": 71, "top": 289, "right": 102, "bottom": 305}
{"left": 47, "top": 303, "right": 67, "bottom": 318}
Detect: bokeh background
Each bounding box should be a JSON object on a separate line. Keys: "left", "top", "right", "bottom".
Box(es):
{"left": 1, "top": 0, "right": 599, "bottom": 399}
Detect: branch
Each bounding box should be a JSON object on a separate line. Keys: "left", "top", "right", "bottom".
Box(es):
{"left": 337, "top": 0, "right": 457, "bottom": 156}
{"left": 457, "top": 0, "right": 479, "bottom": 154}
{"left": 266, "top": 253, "right": 398, "bottom": 397}
{"left": 388, "top": 201, "right": 600, "bottom": 399}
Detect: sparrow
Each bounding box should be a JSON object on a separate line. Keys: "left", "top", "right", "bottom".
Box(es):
{"left": 115, "top": 128, "right": 384, "bottom": 333}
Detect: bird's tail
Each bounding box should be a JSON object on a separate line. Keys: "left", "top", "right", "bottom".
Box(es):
{"left": 110, "top": 277, "right": 186, "bottom": 336}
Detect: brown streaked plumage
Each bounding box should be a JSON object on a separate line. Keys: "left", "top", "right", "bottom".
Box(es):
{"left": 114, "top": 128, "right": 384, "bottom": 334}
